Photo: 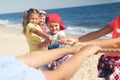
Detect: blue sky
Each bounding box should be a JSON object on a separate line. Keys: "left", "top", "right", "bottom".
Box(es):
{"left": 0, "top": 0, "right": 120, "bottom": 14}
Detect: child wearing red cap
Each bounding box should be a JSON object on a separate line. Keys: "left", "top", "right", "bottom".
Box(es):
{"left": 46, "top": 13, "right": 70, "bottom": 70}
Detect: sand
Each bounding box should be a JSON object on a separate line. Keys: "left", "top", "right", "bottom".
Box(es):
{"left": 0, "top": 26, "right": 103, "bottom": 80}
{"left": 0, "top": 26, "right": 29, "bottom": 56}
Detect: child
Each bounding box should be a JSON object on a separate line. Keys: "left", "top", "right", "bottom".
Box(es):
{"left": 22, "top": 8, "right": 52, "bottom": 52}
{"left": 37, "top": 10, "right": 48, "bottom": 50}
{"left": 38, "top": 10, "right": 47, "bottom": 33}
{"left": 77, "top": 15, "right": 120, "bottom": 80}
{"left": 46, "top": 13, "right": 70, "bottom": 70}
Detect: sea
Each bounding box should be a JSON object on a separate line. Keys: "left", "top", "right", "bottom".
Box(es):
{"left": 0, "top": 2, "right": 120, "bottom": 38}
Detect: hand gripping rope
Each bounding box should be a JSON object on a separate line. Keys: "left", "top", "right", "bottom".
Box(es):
{"left": 52, "top": 39, "right": 120, "bottom": 54}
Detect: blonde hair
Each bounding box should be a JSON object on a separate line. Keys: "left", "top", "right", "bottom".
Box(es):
{"left": 22, "top": 8, "right": 40, "bottom": 33}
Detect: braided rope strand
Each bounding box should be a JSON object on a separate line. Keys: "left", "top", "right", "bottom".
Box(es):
{"left": 99, "top": 49, "right": 120, "bottom": 54}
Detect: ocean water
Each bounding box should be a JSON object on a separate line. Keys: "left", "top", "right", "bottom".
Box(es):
{"left": 0, "top": 2, "right": 120, "bottom": 38}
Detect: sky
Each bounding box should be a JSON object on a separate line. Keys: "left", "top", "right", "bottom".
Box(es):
{"left": 0, "top": 0, "right": 120, "bottom": 14}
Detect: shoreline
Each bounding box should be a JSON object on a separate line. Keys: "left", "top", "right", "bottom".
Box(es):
{"left": 0, "top": 26, "right": 102, "bottom": 80}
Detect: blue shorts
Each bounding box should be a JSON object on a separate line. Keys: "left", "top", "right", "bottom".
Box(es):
{"left": 0, "top": 56, "right": 46, "bottom": 80}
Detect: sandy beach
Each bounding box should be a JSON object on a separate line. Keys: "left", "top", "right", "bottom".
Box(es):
{"left": 0, "top": 26, "right": 103, "bottom": 80}
{"left": 0, "top": 26, "right": 29, "bottom": 56}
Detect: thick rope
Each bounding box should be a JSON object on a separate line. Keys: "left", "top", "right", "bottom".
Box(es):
{"left": 98, "top": 49, "right": 120, "bottom": 54}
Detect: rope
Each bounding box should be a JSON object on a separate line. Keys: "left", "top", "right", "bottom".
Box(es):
{"left": 98, "top": 49, "right": 120, "bottom": 54}
{"left": 52, "top": 39, "right": 120, "bottom": 54}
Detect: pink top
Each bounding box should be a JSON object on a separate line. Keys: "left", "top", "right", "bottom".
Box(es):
{"left": 40, "top": 26, "right": 46, "bottom": 33}
{"left": 105, "top": 15, "right": 120, "bottom": 57}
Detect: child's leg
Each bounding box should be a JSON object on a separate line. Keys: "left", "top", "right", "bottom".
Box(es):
{"left": 43, "top": 45, "right": 101, "bottom": 80}
{"left": 16, "top": 45, "right": 83, "bottom": 68}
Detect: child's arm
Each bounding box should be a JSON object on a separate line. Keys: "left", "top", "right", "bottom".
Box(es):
{"left": 57, "top": 31, "right": 67, "bottom": 45}
{"left": 58, "top": 36, "right": 76, "bottom": 45}
{"left": 30, "top": 27, "right": 52, "bottom": 41}
{"left": 57, "top": 35, "right": 66, "bottom": 44}
{"left": 83, "top": 37, "right": 120, "bottom": 48}
{"left": 54, "top": 31, "right": 77, "bottom": 45}
{"left": 37, "top": 40, "right": 51, "bottom": 48}
{"left": 78, "top": 25, "right": 112, "bottom": 42}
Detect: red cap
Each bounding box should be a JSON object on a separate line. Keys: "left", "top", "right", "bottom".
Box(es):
{"left": 47, "top": 13, "right": 66, "bottom": 30}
